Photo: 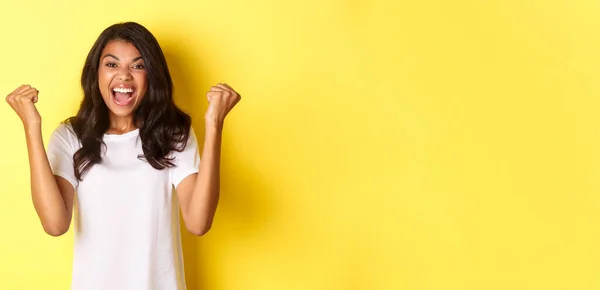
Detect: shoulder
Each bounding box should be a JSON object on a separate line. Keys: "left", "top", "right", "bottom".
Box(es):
{"left": 51, "top": 122, "right": 77, "bottom": 138}
{"left": 170, "top": 126, "right": 199, "bottom": 158}
{"left": 49, "top": 122, "right": 80, "bottom": 149}
{"left": 173, "top": 125, "right": 198, "bottom": 149}
{"left": 183, "top": 126, "right": 198, "bottom": 149}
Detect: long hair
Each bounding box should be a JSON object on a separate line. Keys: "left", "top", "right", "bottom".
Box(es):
{"left": 66, "top": 22, "right": 191, "bottom": 181}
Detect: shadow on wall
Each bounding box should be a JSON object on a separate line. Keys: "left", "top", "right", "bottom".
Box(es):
{"left": 162, "top": 38, "right": 274, "bottom": 289}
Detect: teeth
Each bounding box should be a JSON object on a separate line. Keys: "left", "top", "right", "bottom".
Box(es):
{"left": 113, "top": 88, "right": 134, "bottom": 93}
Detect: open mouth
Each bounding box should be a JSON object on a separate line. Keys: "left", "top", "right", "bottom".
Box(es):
{"left": 111, "top": 86, "right": 136, "bottom": 106}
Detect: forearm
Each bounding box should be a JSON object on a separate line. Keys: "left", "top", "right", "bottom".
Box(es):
{"left": 187, "top": 126, "right": 222, "bottom": 234}
{"left": 25, "top": 124, "right": 70, "bottom": 235}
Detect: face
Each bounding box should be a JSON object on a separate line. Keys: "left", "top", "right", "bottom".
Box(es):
{"left": 98, "top": 39, "right": 148, "bottom": 120}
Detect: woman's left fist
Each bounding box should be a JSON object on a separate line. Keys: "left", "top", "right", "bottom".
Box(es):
{"left": 205, "top": 83, "right": 241, "bottom": 128}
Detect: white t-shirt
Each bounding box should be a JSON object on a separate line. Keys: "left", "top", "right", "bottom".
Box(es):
{"left": 46, "top": 123, "right": 200, "bottom": 290}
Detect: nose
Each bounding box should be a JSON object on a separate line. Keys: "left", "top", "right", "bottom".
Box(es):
{"left": 116, "top": 67, "right": 132, "bottom": 81}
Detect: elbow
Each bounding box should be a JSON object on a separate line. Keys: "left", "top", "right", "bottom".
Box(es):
{"left": 44, "top": 225, "right": 69, "bottom": 237}
{"left": 42, "top": 221, "right": 69, "bottom": 237}
{"left": 186, "top": 221, "right": 212, "bottom": 236}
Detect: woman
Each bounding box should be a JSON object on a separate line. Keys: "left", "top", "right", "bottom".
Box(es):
{"left": 5, "top": 22, "right": 240, "bottom": 289}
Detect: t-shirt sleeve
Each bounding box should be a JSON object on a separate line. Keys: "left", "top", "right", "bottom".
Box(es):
{"left": 171, "top": 127, "right": 201, "bottom": 188}
{"left": 46, "top": 124, "right": 79, "bottom": 190}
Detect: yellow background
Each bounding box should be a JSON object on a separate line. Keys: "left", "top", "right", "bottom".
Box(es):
{"left": 0, "top": 0, "right": 598, "bottom": 289}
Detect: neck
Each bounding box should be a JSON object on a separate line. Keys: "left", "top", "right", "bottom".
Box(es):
{"left": 107, "top": 114, "right": 137, "bottom": 134}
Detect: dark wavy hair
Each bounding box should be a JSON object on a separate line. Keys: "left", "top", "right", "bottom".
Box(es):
{"left": 66, "top": 22, "right": 191, "bottom": 181}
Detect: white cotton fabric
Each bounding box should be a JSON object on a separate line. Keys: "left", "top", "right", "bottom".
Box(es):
{"left": 47, "top": 123, "right": 200, "bottom": 290}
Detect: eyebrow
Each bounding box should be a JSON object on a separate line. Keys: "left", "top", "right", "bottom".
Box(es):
{"left": 102, "top": 54, "right": 144, "bottom": 62}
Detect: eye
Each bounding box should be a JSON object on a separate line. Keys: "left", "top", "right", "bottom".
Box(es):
{"left": 106, "top": 62, "right": 117, "bottom": 68}
{"left": 133, "top": 64, "right": 145, "bottom": 69}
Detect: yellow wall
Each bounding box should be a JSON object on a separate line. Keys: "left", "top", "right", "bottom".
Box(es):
{"left": 0, "top": 0, "right": 598, "bottom": 289}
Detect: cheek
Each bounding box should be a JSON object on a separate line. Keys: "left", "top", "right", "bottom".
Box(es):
{"left": 97, "top": 70, "right": 114, "bottom": 99}
{"left": 136, "top": 72, "right": 149, "bottom": 92}
{"left": 97, "top": 69, "right": 111, "bottom": 87}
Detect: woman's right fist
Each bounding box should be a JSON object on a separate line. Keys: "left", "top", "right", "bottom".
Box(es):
{"left": 6, "top": 85, "right": 41, "bottom": 126}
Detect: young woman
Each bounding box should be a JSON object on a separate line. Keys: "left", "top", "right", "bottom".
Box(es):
{"left": 5, "top": 22, "right": 240, "bottom": 289}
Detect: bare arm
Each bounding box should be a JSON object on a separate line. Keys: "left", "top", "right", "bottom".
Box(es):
{"left": 176, "top": 126, "right": 222, "bottom": 236}
{"left": 25, "top": 124, "right": 74, "bottom": 236}
{"left": 176, "top": 83, "right": 240, "bottom": 236}
{"left": 7, "top": 85, "right": 74, "bottom": 236}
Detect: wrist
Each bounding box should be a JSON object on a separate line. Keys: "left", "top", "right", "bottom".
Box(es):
{"left": 205, "top": 119, "right": 224, "bottom": 132}
{"left": 23, "top": 121, "right": 42, "bottom": 133}
{"left": 23, "top": 122, "right": 42, "bottom": 142}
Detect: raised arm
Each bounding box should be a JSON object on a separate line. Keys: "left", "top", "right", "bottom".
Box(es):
{"left": 6, "top": 85, "right": 74, "bottom": 236}
{"left": 176, "top": 83, "right": 240, "bottom": 236}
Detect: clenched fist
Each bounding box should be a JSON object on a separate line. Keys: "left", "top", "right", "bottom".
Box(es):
{"left": 205, "top": 83, "right": 241, "bottom": 129}
{"left": 5, "top": 85, "right": 41, "bottom": 126}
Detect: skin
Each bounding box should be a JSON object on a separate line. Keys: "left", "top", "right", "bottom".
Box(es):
{"left": 98, "top": 39, "right": 148, "bottom": 134}
{"left": 5, "top": 40, "right": 241, "bottom": 236}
